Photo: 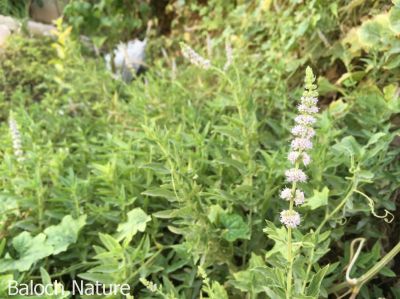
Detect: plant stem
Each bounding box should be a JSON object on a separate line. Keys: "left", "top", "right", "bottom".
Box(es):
{"left": 286, "top": 180, "right": 297, "bottom": 298}
{"left": 301, "top": 246, "right": 314, "bottom": 293}
{"left": 316, "top": 180, "right": 358, "bottom": 235}
{"left": 287, "top": 225, "right": 293, "bottom": 299}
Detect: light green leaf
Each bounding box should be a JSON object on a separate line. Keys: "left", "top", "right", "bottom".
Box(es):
{"left": 306, "top": 265, "right": 329, "bottom": 297}
{"left": 379, "top": 266, "right": 396, "bottom": 277}
{"left": 44, "top": 215, "right": 87, "bottom": 255}
{"left": 0, "top": 274, "right": 14, "bottom": 295}
{"left": 142, "top": 187, "right": 177, "bottom": 202}
{"left": 99, "top": 233, "right": 122, "bottom": 251}
{"left": 117, "top": 208, "right": 151, "bottom": 242}
{"left": 139, "top": 163, "right": 170, "bottom": 174}
{"left": 220, "top": 213, "right": 250, "bottom": 242}
{"left": 332, "top": 136, "right": 363, "bottom": 158}
{"left": 78, "top": 272, "right": 116, "bottom": 285}
{"left": 389, "top": 7, "right": 400, "bottom": 33}
{"left": 359, "top": 15, "right": 393, "bottom": 48}
{"left": 0, "top": 232, "right": 53, "bottom": 273}
{"left": 305, "top": 187, "right": 329, "bottom": 210}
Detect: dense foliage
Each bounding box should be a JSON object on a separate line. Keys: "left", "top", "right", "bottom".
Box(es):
{"left": 0, "top": 1, "right": 399, "bottom": 298}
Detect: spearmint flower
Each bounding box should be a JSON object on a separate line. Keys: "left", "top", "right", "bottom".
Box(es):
{"left": 280, "top": 66, "right": 318, "bottom": 228}
{"left": 288, "top": 151, "right": 300, "bottom": 164}
{"left": 280, "top": 187, "right": 292, "bottom": 200}
{"left": 180, "top": 42, "right": 211, "bottom": 70}
{"left": 302, "top": 152, "right": 311, "bottom": 166}
{"left": 285, "top": 168, "right": 307, "bottom": 183}
{"left": 298, "top": 104, "right": 319, "bottom": 114}
{"left": 291, "top": 125, "right": 315, "bottom": 138}
{"left": 9, "top": 115, "right": 24, "bottom": 163}
{"left": 223, "top": 39, "right": 233, "bottom": 71}
{"left": 294, "top": 115, "right": 316, "bottom": 126}
{"left": 280, "top": 210, "right": 301, "bottom": 228}
{"left": 291, "top": 138, "right": 313, "bottom": 151}
{"left": 294, "top": 190, "right": 305, "bottom": 206}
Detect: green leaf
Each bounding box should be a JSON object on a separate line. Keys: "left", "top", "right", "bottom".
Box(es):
{"left": 332, "top": 136, "right": 363, "bottom": 158}
{"left": 0, "top": 232, "right": 53, "bottom": 273}
{"left": 379, "top": 266, "right": 396, "bottom": 277}
{"left": 39, "top": 268, "right": 51, "bottom": 287}
{"left": 139, "top": 163, "right": 170, "bottom": 174}
{"left": 152, "top": 209, "right": 178, "bottom": 219}
{"left": 99, "top": 233, "right": 122, "bottom": 251}
{"left": 117, "top": 208, "right": 151, "bottom": 242}
{"left": 142, "top": 187, "right": 177, "bottom": 202}
{"left": 207, "top": 204, "right": 224, "bottom": 223}
{"left": 44, "top": 214, "right": 87, "bottom": 255}
{"left": 359, "top": 15, "right": 393, "bottom": 48}
{"left": 0, "top": 274, "right": 14, "bottom": 295}
{"left": 78, "top": 272, "right": 116, "bottom": 284}
{"left": 220, "top": 213, "right": 250, "bottom": 242}
{"left": 306, "top": 265, "right": 329, "bottom": 297}
{"left": 389, "top": 7, "right": 400, "bottom": 33}
{"left": 305, "top": 187, "right": 329, "bottom": 210}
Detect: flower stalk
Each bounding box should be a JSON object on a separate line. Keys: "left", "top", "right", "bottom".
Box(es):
{"left": 8, "top": 114, "right": 25, "bottom": 163}
{"left": 280, "top": 67, "right": 319, "bottom": 298}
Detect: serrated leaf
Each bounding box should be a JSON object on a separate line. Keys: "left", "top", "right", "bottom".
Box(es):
{"left": 305, "top": 187, "right": 329, "bottom": 210}
{"left": 220, "top": 213, "right": 250, "bottom": 242}
{"left": 0, "top": 274, "right": 14, "bottom": 295}
{"left": 389, "top": 7, "right": 400, "bottom": 33}
{"left": 139, "top": 163, "right": 170, "bottom": 174}
{"left": 78, "top": 272, "right": 115, "bottom": 284}
{"left": 0, "top": 232, "right": 53, "bottom": 273}
{"left": 379, "top": 266, "right": 396, "bottom": 277}
{"left": 306, "top": 265, "right": 329, "bottom": 297}
{"left": 142, "top": 187, "right": 177, "bottom": 202}
{"left": 117, "top": 208, "right": 151, "bottom": 242}
{"left": 44, "top": 214, "right": 87, "bottom": 255}
{"left": 99, "top": 233, "right": 122, "bottom": 251}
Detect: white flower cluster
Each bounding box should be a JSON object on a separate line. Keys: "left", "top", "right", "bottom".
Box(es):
{"left": 9, "top": 116, "right": 24, "bottom": 163}
{"left": 280, "top": 67, "right": 318, "bottom": 228}
{"left": 180, "top": 42, "right": 211, "bottom": 70}
{"left": 223, "top": 39, "right": 233, "bottom": 71}
{"left": 140, "top": 278, "right": 159, "bottom": 293}
{"left": 280, "top": 210, "right": 301, "bottom": 228}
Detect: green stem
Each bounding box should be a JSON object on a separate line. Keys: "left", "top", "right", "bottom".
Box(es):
{"left": 287, "top": 226, "right": 293, "bottom": 299}
{"left": 286, "top": 178, "right": 297, "bottom": 298}
{"left": 316, "top": 181, "right": 358, "bottom": 235}
{"left": 301, "top": 246, "right": 315, "bottom": 293}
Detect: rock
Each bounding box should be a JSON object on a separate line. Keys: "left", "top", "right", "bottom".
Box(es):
{"left": 0, "top": 25, "right": 11, "bottom": 47}
{"left": 105, "top": 39, "right": 147, "bottom": 82}
{"left": 30, "top": 0, "right": 65, "bottom": 24}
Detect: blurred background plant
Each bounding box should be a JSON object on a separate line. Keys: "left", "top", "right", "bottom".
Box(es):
{"left": 0, "top": 0, "right": 399, "bottom": 298}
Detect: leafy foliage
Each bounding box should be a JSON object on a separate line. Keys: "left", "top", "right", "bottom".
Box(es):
{"left": 0, "top": 1, "right": 399, "bottom": 299}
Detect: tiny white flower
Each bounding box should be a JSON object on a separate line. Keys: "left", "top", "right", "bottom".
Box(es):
{"left": 298, "top": 104, "right": 319, "bottom": 114}
{"left": 301, "top": 96, "right": 318, "bottom": 106}
{"left": 288, "top": 151, "right": 300, "bottom": 164}
{"left": 280, "top": 187, "right": 292, "bottom": 200}
{"left": 181, "top": 43, "right": 211, "bottom": 70}
{"left": 280, "top": 210, "right": 301, "bottom": 228}
{"left": 9, "top": 116, "right": 24, "bottom": 162}
{"left": 294, "top": 190, "right": 305, "bottom": 205}
{"left": 285, "top": 168, "right": 307, "bottom": 183}
{"left": 223, "top": 39, "right": 233, "bottom": 71}
{"left": 291, "top": 138, "right": 313, "bottom": 151}
{"left": 295, "top": 115, "right": 316, "bottom": 125}
{"left": 291, "top": 125, "right": 315, "bottom": 139}
{"left": 302, "top": 152, "right": 311, "bottom": 166}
